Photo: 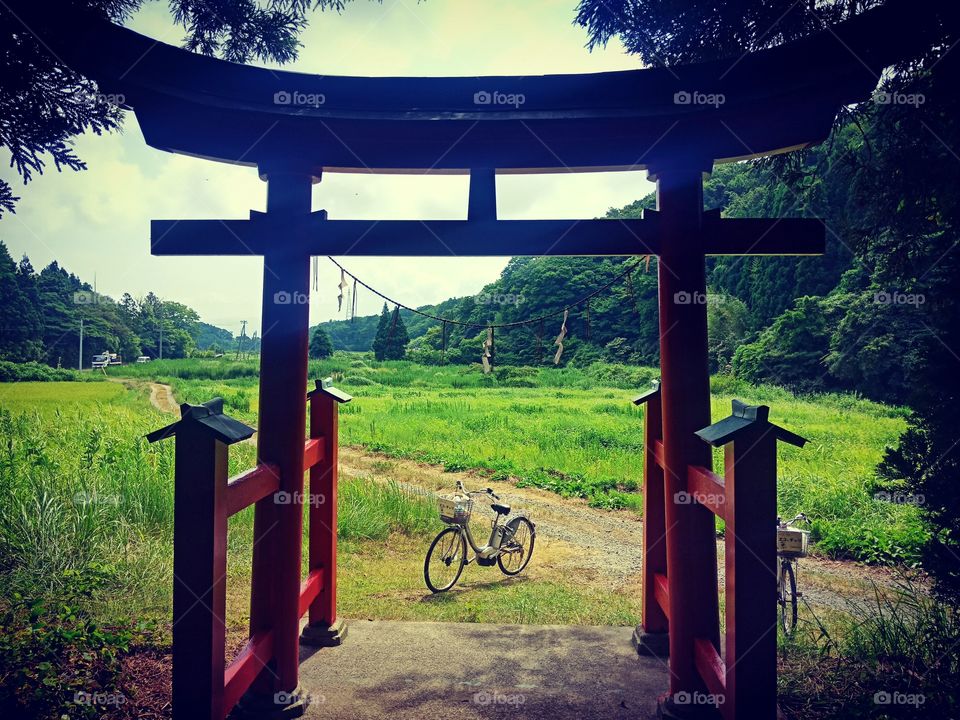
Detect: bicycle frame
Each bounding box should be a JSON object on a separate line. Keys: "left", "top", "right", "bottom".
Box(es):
{"left": 453, "top": 511, "right": 506, "bottom": 564}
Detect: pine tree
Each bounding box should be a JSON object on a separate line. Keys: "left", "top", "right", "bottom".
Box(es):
{"left": 383, "top": 306, "right": 410, "bottom": 360}
{"left": 371, "top": 303, "right": 391, "bottom": 360}
{"left": 309, "top": 325, "right": 334, "bottom": 359}
{"left": 0, "top": 242, "right": 42, "bottom": 360}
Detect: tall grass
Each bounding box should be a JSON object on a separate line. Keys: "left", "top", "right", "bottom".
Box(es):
{"left": 0, "top": 383, "right": 437, "bottom": 617}
{"left": 338, "top": 479, "right": 437, "bottom": 541}
{"left": 779, "top": 578, "right": 960, "bottom": 718}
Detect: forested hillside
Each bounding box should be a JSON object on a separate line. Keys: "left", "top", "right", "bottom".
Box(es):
{"left": 0, "top": 242, "right": 234, "bottom": 366}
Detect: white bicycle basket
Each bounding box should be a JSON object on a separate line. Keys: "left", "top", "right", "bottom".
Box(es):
{"left": 777, "top": 527, "right": 809, "bottom": 558}
{"left": 438, "top": 494, "right": 473, "bottom": 525}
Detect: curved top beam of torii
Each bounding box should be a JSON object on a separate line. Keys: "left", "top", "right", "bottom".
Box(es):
{"left": 9, "top": 0, "right": 955, "bottom": 175}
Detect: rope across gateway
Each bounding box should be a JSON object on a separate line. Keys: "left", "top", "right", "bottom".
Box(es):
{"left": 324, "top": 255, "right": 651, "bottom": 331}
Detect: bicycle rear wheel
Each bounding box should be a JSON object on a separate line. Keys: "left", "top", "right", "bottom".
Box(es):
{"left": 424, "top": 527, "right": 466, "bottom": 593}
{"left": 497, "top": 517, "right": 535, "bottom": 576}
{"left": 779, "top": 561, "right": 798, "bottom": 634}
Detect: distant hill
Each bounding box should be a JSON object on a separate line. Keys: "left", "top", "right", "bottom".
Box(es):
{"left": 193, "top": 322, "right": 234, "bottom": 352}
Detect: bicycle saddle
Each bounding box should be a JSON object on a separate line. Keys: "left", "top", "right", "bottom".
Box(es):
{"left": 491, "top": 503, "right": 511, "bottom": 515}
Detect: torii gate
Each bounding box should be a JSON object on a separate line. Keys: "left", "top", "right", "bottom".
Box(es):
{"left": 17, "top": 0, "right": 950, "bottom": 717}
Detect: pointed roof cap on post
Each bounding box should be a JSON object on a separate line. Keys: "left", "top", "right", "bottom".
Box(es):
{"left": 695, "top": 399, "right": 807, "bottom": 448}
{"left": 307, "top": 377, "right": 352, "bottom": 404}
{"left": 146, "top": 397, "right": 256, "bottom": 445}
{"left": 633, "top": 379, "right": 662, "bottom": 406}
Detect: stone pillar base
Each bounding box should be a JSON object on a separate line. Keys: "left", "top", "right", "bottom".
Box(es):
{"left": 300, "top": 618, "right": 348, "bottom": 647}
{"left": 632, "top": 626, "right": 670, "bottom": 658}
{"left": 232, "top": 684, "right": 310, "bottom": 719}
{"left": 656, "top": 692, "right": 722, "bottom": 720}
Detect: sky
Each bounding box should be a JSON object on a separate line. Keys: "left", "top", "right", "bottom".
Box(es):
{"left": 0, "top": 0, "right": 656, "bottom": 336}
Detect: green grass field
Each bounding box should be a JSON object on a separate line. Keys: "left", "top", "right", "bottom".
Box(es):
{"left": 0, "top": 360, "right": 943, "bottom": 720}
{"left": 0, "top": 376, "right": 641, "bottom": 630}
{"left": 117, "top": 355, "right": 919, "bottom": 564}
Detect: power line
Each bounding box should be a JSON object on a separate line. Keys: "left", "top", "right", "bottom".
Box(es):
{"left": 325, "top": 256, "right": 649, "bottom": 330}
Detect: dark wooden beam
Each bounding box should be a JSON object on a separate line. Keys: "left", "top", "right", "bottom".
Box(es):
{"left": 151, "top": 215, "right": 823, "bottom": 257}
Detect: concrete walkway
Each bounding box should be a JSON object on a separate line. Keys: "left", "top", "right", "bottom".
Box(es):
{"left": 298, "top": 620, "right": 668, "bottom": 719}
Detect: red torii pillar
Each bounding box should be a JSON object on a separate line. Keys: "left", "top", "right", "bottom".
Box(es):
{"left": 248, "top": 164, "right": 315, "bottom": 710}
{"left": 652, "top": 165, "right": 722, "bottom": 704}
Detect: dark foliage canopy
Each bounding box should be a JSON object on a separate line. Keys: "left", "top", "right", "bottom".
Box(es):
{"left": 0, "top": 0, "right": 372, "bottom": 216}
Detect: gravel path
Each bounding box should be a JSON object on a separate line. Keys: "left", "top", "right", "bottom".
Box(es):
{"left": 337, "top": 449, "right": 905, "bottom": 615}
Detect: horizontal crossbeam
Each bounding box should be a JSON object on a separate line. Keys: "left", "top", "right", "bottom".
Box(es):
{"left": 694, "top": 637, "right": 727, "bottom": 700}
{"left": 151, "top": 215, "right": 824, "bottom": 257}
{"left": 225, "top": 463, "right": 280, "bottom": 517}
{"left": 686, "top": 465, "right": 727, "bottom": 520}
{"left": 223, "top": 630, "right": 274, "bottom": 715}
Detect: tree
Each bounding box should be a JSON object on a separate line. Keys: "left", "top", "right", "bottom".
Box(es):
{"left": 309, "top": 326, "right": 334, "bottom": 359}
{"left": 371, "top": 303, "right": 391, "bottom": 361}
{"left": 575, "top": 0, "right": 862, "bottom": 66}
{"left": 0, "top": 242, "right": 42, "bottom": 360}
{"left": 732, "top": 296, "right": 833, "bottom": 392}
{"left": 0, "top": 0, "right": 374, "bottom": 217}
{"left": 707, "top": 293, "right": 750, "bottom": 373}
{"left": 383, "top": 306, "right": 410, "bottom": 360}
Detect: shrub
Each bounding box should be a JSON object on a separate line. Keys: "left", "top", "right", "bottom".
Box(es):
{"left": 494, "top": 366, "right": 540, "bottom": 387}
{"left": 585, "top": 362, "right": 658, "bottom": 389}
{"left": 342, "top": 375, "right": 378, "bottom": 386}
{"left": 0, "top": 361, "right": 88, "bottom": 382}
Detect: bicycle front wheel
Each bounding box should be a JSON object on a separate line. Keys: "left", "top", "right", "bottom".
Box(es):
{"left": 424, "top": 527, "right": 467, "bottom": 593}
{"left": 779, "top": 561, "right": 798, "bottom": 634}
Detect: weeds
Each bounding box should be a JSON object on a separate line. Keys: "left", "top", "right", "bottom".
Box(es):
{"left": 779, "top": 577, "right": 960, "bottom": 718}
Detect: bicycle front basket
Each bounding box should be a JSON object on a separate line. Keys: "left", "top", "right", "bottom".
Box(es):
{"left": 438, "top": 494, "right": 473, "bottom": 525}
{"left": 777, "top": 527, "right": 810, "bottom": 558}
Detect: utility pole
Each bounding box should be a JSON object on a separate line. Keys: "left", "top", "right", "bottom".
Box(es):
{"left": 236, "top": 320, "right": 247, "bottom": 360}
{"left": 158, "top": 307, "right": 164, "bottom": 361}
{"left": 78, "top": 318, "right": 84, "bottom": 370}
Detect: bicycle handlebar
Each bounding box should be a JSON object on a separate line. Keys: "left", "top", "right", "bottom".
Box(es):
{"left": 455, "top": 479, "right": 499, "bottom": 501}
{"left": 777, "top": 512, "right": 809, "bottom": 528}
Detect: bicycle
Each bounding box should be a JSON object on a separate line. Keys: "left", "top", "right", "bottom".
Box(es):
{"left": 423, "top": 480, "right": 536, "bottom": 593}
{"left": 776, "top": 512, "right": 810, "bottom": 634}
